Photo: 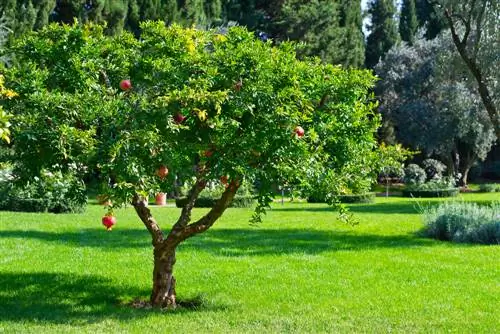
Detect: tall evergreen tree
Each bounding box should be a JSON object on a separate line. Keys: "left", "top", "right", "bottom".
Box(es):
{"left": 365, "top": 0, "right": 399, "bottom": 69}
{"left": 338, "top": 0, "right": 365, "bottom": 67}
{"left": 415, "top": 0, "right": 446, "bottom": 39}
{"left": 273, "top": 0, "right": 343, "bottom": 65}
{"left": 399, "top": 0, "right": 418, "bottom": 45}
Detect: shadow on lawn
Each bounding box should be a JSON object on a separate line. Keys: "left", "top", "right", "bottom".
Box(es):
{"left": 0, "top": 226, "right": 437, "bottom": 255}
{"left": 179, "top": 228, "right": 438, "bottom": 256}
{"left": 0, "top": 226, "right": 439, "bottom": 256}
{"left": 0, "top": 272, "right": 147, "bottom": 324}
{"left": 0, "top": 272, "right": 226, "bottom": 324}
{"left": 0, "top": 228, "right": 151, "bottom": 249}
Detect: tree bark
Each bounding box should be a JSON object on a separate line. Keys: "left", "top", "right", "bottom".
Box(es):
{"left": 151, "top": 247, "right": 177, "bottom": 308}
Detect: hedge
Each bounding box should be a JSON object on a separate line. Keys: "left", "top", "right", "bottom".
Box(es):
{"left": 0, "top": 196, "right": 86, "bottom": 213}
{"left": 402, "top": 188, "right": 459, "bottom": 198}
{"left": 307, "top": 192, "right": 375, "bottom": 204}
{"left": 175, "top": 196, "right": 256, "bottom": 208}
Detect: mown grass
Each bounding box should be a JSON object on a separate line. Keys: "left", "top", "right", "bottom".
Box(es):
{"left": 0, "top": 193, "right": 498, "bottom": 333}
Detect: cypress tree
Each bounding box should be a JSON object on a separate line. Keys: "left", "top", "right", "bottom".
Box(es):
{"left": 365, "top": 0, "right": 399, "bottom": 69}
{"left": 415, "top": 0, "right": 446, "bottom": 39}
{"left": 182, "top": 0, "right": 207, "bottom": 26}
{"left": 338, "top": 0, "right": 365, "bottom": 67}
{"left": 399, "top": 0, "right": 418, "bottom": 45}
{"left": 273, "top": 0, "right": 342, "bottom": 65}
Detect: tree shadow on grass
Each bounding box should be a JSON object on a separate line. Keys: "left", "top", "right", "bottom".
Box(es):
{"left": 0, "top": 272, "right": 147, "bottom": 324}
{"left": 0, "top": 228, "right": 151, "bottom": 249}
{"left": 0, "top": 226, "right": 439, "bottom": 256}
{"left": 179, "top": 228, "right": 440, "bottom": 256}
{"left": 0, "top": 272, "right": 227, "bottom": 324}
{"left": 0, "top": 226, "right": 441, "bottom": 256}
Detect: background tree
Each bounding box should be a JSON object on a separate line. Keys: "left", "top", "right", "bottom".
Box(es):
{"left": 365, "top": 0, "right": 399, "bottom": 69}
{"left": 0, "top": 15, "right": 13, "bottom": 144}
{"left": 399, "top": 0, "right": 418, "bottom": 45}
{"left": 3, "top": 22, "right": 379, "bottom": 308}
{"left": 375, "top": 33, "right": 496, "bottom": 185}
{"left": 272, "top": 0, "right": 342, "bottom": 65}
{"left": 430, "top": 0, "right": 499, "bottom": 139}
{"left": 415, "top": 0, "right": 446, "bottom": 38}
{"left": 338, "top": 0, "right": 365, "bottom": 67}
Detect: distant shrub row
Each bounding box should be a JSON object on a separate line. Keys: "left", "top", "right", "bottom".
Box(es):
{"left": 0, "top": 170, "right": 87, "bottom": 213}
{"left": 307, "top": 192, "right": 375, "bottom": 204}
{"left": 478, "top": 183, "right": 500, "bottom": 193}
{"left": 175, "top": 196, "right": 255, "bottom": 208}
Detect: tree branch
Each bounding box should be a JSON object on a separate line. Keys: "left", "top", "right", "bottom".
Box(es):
{"left": 181, "top": 180, "right": 240, "bottom": 239}
{"left": 461, "top": 0, "right": 476, "bottom": 45}
{"left": 132, "top": 194, "right": 164, "bottom": 246}
{"left": 473, "top": 0, "right": 487, "bottom": 58}
{"left": 171, "top": 178, "right": 207, "bottom": 231}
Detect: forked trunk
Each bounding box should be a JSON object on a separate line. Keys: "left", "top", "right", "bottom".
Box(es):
{"left": 151, "top": 248, "right": 177, "bottom": 308}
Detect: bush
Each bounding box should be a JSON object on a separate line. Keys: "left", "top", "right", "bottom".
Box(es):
{"left": 478, "top": 183, "right": 500, "bottom": 193}
{"left": 403, "top": 177, "right": 458, "bottom": 197}
{"left": 308, "top": 192, "right": 375, "bottom": 204}
{"left": 422, "top": 202, "right": 500, "bottom": 244}
{"left": 422, "top": 159, "right": 447, "bottom": 181}
{"left": 402, "top": 188, "right": 459, "bottom": 198}
{"left": 403, "top": 164, "right": 426, "bottom": 185}
{"left": 176, "top": 196, "right": 255, "bottom": 208}
{"left": 0, "top": 170, "right": 87, "bottom": 213}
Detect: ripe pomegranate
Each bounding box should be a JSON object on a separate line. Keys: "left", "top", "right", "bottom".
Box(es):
{"left": 174, "top": 113, "right": 186, "bottom": 124}
{"left": 234, "top": 80, "right": 243, "bottom": 92}
{"left": 156, "top": 165, "right": 169, "bottom": 179}
{"left": 119, "top": 79, "right": 132, "bottom": 91}
{"left": 294, "top": 126, "right": 305, "bottom": 137}
{"left": 102, "top": 215, "right": 116, "bottom": 231}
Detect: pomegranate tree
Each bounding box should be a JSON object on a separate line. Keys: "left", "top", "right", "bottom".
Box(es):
{"left": 3, "top": 22, "right": 380, "bottom": 308}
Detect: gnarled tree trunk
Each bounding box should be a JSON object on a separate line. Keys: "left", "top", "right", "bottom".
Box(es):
{"left": 151, "top": 248, "right": 177, "bottom": 308}
{"left": 132, "top": 179, "right": 240, "bottom": 309}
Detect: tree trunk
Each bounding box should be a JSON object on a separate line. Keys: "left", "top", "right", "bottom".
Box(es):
{"left": 460, "top": 167, "right": 470, "bottom": 187}
{"left": 151, "top": 247, "right": 177, "bottom": 308}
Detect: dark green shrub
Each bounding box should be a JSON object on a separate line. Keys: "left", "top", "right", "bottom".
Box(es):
{"left": 176, "top": 196, "right": 255, "bottom": 208}
{"left": 308, "top": 192, "right": 375, "bottom": 203}
{"left": 402, "top": 188, "right": 459, "bottom": 198}
{"left": 478, "top": 183, "right": 500, "bottom": 193}
{"left": 2, "top": 197, "right": 51, "bottom": 212}
{"left": 403, "top": 178, "right": 458, "bottom": 197}
{"left": 336, "top": 193, "right": 376, "bottom": 203}
{"left": 423, "top": 202, "right": 499, "bottom": 244}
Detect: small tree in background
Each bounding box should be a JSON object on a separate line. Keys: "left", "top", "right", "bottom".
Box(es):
{"left": 375, "top": 33, "right": 496, "bottom": 185}
{"left": 3, "top": 22, "right": 379, "bottom": 308}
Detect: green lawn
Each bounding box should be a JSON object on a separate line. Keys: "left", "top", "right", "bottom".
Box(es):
{"left": 0, "top": 193, "right": 499, "bottom": 333}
